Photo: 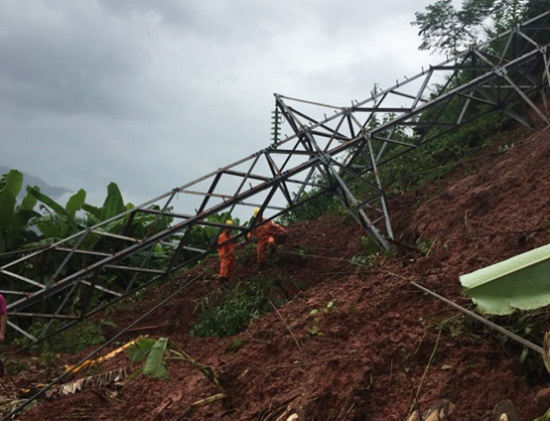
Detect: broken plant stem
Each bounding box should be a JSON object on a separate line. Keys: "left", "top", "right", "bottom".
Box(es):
{"left": 412, "top": 324, "right": 442, "bottom": 410}
{"left": 269, "top": 300, "right": 302, "bottom": 352}
{"left": 169, "top": 341, "right": 225, "bottom": 393}
{"left": 403, "top": 360, "right": 423, "bottom": 421}
{"left": 176, "top": 393, "right": 227, "bottom": 421}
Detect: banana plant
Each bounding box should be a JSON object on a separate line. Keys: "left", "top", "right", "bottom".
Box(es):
{"left": 129, "top": 337, "right": 169, "bottom": 380}
{"left": 128, "top": 336, "right": 224, "bottom": 391}
{"left": 82, "top": 182, "right": 125, "bottom": 228}
{"left": 29, "top": 182, "right": 136, "bottom": 247}
{"left": 83, "top": 183, "right": 172, "bottom": 238}
{"left": 0, "top": 170, "right": 40, "bottom": 253}
{"left": 27, "top": 186, "right": 87, "bottom": 241}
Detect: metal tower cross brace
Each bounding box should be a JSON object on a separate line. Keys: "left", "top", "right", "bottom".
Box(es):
{"left": 1, "top": 11, "right": 550, "bottom": 342}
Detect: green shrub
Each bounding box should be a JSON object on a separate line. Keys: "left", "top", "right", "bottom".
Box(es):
{"left": 191, "top": 276, "right": 287, "bottom": 337}
{"left": 17, "top": 319, "right": 109, "bottom": 355}
{"left": 46, "top": 320, "right": 107, "bottom": 354}
{"left": 378, "top": 110, "right": 513, "bottom": 194}
{"left": 281, "top": 189, "right": 343, "bottom": 224}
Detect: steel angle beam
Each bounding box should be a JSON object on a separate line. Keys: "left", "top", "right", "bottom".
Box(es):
{"left": 276, "top": 12, "right": 550, "bottom": 247}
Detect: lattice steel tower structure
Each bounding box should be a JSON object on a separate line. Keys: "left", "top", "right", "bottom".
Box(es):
{"left": 2, "top": 11, "right": 550, "bottom": 342}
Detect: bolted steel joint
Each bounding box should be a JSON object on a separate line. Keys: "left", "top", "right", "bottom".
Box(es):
{"left": 494, "top": 66, "right": 507, "bottom": 77}
{"left": 317, "top": 152, "right": 332, "bottom": 165}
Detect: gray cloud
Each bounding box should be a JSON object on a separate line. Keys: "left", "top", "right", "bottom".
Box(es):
{"left": 0, "top": 0, "right": 454, "bottom": 208}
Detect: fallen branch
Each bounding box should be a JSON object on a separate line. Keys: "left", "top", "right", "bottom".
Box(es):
{"left": 175, "top": 393, "right": 227, "bottom": 420}
{"left": 45, "top": 367, "right": 128, "bottom": 398}
{"left": 169, "top": 341, "right": 225, "bottom": 393}
{"left": 256, "top": 395, "right": 300, "bottom": 421}
{"left": 127, "top": 324, "right": 168, "bottom": 333}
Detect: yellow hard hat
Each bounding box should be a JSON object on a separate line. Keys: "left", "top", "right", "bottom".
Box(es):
{"left": 225, "top": 219, "right": 233, "bottom": 225}
{"left": 253, "top": 208, "right": 261, "bottom": 217}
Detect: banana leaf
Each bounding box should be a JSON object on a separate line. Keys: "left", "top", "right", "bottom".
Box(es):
{"left": 27, "top": 186, "right": 78, "bottom": 232}
{"left": 460, "top": 244, "right": 550, "bottom": 315}
{"left": 100, "top": 182, "right": 124, "bottom": 221}
{"left": 128, "top": 338, "right": 158, "bottom": 363}
{"left": 143, "top": 337, "right": 169, "bottom": 380}
{"left": 0, "top": 170, "right": 24, "bottom": 252}
{"left": 0, "top": 170, "right": 23, "bottom": 232}
{"left": 32, "top": 216, "right": 66, "bottom": 239}
{"left": 65, "top": 189, "right": 86, "bottom": 218}
{"left": 82, "top": 204, "right": 101, "bottom": 219}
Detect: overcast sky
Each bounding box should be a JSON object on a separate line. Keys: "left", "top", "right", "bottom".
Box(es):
{"left": 1, "top": 0, "right": 456, "bottom": 208}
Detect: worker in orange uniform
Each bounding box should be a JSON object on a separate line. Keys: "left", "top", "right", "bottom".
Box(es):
{"left": 217, "top": 220, "right": 236, "bottom": 288}
{"left": 248, "top": 208, "right": 288, "bottom": 264}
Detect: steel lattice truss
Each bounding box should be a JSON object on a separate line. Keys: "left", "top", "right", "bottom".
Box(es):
{"left": 2, "top": 11, "right": 550, "bottom": 342}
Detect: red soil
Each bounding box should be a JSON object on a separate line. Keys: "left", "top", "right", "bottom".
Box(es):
{"left": 3, "top": 121, "right": 550, "bottom": 420}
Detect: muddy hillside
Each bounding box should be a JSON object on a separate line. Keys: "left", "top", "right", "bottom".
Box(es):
{"left": 3, "top": 121, "right": 550, "bottom": 420}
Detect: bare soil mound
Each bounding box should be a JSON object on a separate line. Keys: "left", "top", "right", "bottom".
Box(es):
{"left": 5, "top": 123, "right": 550, "bottom": 420}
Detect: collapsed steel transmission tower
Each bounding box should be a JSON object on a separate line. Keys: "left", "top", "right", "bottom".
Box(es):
{"left": 2, "top": 11, "right": 550, "bottom": 342}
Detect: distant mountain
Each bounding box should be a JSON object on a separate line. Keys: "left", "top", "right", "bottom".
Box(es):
{"left": 0, "top": 165, "right": 71, "bottom": 201}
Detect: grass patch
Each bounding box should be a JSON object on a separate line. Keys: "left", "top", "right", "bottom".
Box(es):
{"left": 190, "top": 275, "right": 288, "bottom": 338}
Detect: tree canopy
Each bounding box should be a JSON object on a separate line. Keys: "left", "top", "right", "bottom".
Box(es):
{"left": 412, "top": 0, "right": 549, "bottom": 55}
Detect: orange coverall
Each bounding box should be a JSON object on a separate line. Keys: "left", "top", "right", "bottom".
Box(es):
{"left": 250, "top": 219, "right": 288, "bottom": 263}
{"left": 218, "top": 229, "right": 235, "bottom": 280}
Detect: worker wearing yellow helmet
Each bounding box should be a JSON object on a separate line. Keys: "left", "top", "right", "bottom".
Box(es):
{"left": 217, "top": 219, "right": 235, "bottom": 288}
{"left": 248, "top": 208, "right": 288, "bottom": 264}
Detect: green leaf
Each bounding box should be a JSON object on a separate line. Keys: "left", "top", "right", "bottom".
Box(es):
{"left": 519, "top": 347, "right": 528, "bottom": 364}
{"left": 19, "top": 189, "right": 38, "bottom": 212}
{"left": 82, "top": 204, "right": 101, "bottom": 219}
{"left": 27, "top": 186, "right": 68, "bottom": 216}
{"left": 0, "top": 189, "right": 16, "bottom": 236}
{"left": 125, "top": 367, "right": 144, "bottom": 384}
{"left": 13, "top": 208, "right": 40, "bottom": 231}
{"left": 460, "top": 244, "right": 550, "bottom": 315}
{"left": 27, "top": 186, "right": 77, "bottom": 232}
{"left": 66, "top": 189, "right": 86, "bottom": 218}
{"left": 2, "top": 169, "right": 23, "bottom": 197}
{"left": 32, "top": 217, "right": 63, "bottom": 238}
{"left": 143, "top": 337, "right": 169, "bottom": 380}
{"left": 534, "top": 407, "right": 550, "bottom": 421}
{"left": 0, "top": 170, "right": 23, "bottom": 231}
{"left": 228, "top": 337, "right": 243, "bottom": 353}
{"left": 100, "top": 182, "right": 125, "bottom": 221}
{"left": 128, "top": 338, "right": 158, "bottom": 362}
